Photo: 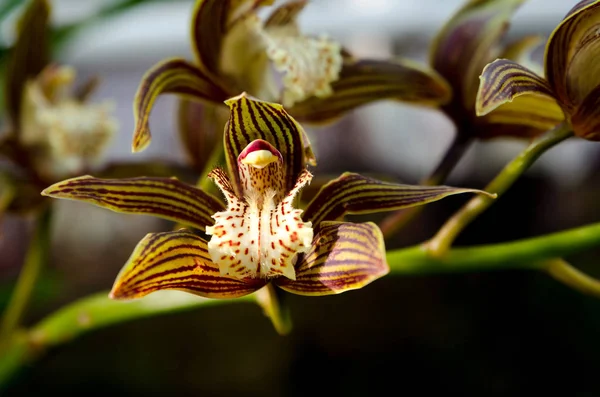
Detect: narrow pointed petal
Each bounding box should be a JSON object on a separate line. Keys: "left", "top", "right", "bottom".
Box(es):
{"left": 302, "top": 172, "right": 495, "bottom": 226}
{"left": 132, "top": 58, "right": 229, "bottom": 152}
{"left": 42, "top": 176, "right": 225, "bottom": 231}
{"left": 110, "top": 231, "right": 263, "bottom": 300}
{"left": 276, "top": 222, "right": 387, "bottom": 296}
{"left": 430, "top": 0, "right": 525, "bottom": 110}
{"left": 476, "top": 59, "right": 559, "bottom": 122}
{"left": 224, "top": 93, "right": 313, "bottom": 195}
{"left": 288, "top": 59, "right": 451, "bottom": 124}
{"left": 5, "top": 0, "right": 50, "bottom": 128}
{"left": 572, "top": 85, "right": 600, "bottom": 140}
{"left": 190, "top": 0, "right": 272, "bottom": 79}
{"left": 545, "top": 0, "right": 600, "bottom": 110}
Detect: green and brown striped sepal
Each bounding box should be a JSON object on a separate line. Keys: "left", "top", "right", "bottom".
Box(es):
{"left": 276, "top": 222, "right": 388, "bottom": 296}
{"left": 288, "top": 59, "right": 451, "bottom": 124}
{"left": 224, "top": 93, "right": 313, "bottom": 196}
{"left": 475, "top": 59, "right": 564, "bottom": 130}
{"left": 302, "top": 172, "right": 496, "bottom": 226}
{"left": 42, "top": 176, "right": 225, "bottom": 231}
{"left": 131, "top": 58, "right": 230, "bottom": 152}
{"left": 110, "top": 230, "right": 264, "bottom": 299}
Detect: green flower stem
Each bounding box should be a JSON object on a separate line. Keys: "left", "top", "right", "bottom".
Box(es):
{"left": 426, "top": 122, "right": 574, "bottom": 257}
{"left": 3, "top": 218, "right": 600, "bottom": 386}
{"left": 0, "top": 181, "right": 15, "bottom": 219}
{"left": 0, "top": 291, "right": 255, "bottom": 386}
{"left": 380, "top": 134, "right": 472, "bottom": 239}
{"left": 0, "top": 207, "right": 52, "bottom": 348}
{"left": 197, "top": 137, "right": 224, "bottom": 193}
{"left": 255, "top": 284, "right": 292, "bottom": 336}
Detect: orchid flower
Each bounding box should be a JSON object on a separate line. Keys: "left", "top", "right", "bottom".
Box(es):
{"left": 43, "top": 94, "right": 492, "bottom": 299}
{"left": 132, "top": 0, "right": 451, "bottom": 168}
{"left": 431, "top": 0, "right": 565, "bottom": 139}
{"left": 477, "top": 0, "right": 600, "bottom": 141}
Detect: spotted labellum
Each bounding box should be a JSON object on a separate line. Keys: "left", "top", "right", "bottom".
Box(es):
{"left": 44, "top": 94, "right": 492, "bottom": 299}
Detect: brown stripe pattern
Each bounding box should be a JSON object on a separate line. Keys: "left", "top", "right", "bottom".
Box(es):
{"left": 265, "top": 0, "right": 307, "bottom": 27}
{"left": 5, "top": 0, "right": 50, "bottom": 128}
{"left": 110, "top": 231, "right": 263, "bottom": 299}
{"left": 545, "top": 0, "right": 600, "bottom": 111}
{"left": 288, "top": 59, "right": 451, "bottom": 124}
{"left": 224, "top": 93, "right": 308, "bottom": 196}
{"left": 42, "top": 176, "right": 225, "bottom": 231}
{"left": 190, "top": 0, "right": 229, "bottom": 78}
{"left": 476, "top": 59, "right": 556, "bottom": 117}
{"left": 302, "top": 172, "right": 494, "bottom": 226}
{"left": 572, "top": 84, "right": 600, "bottom": 140}
{"left": 132, "top": 57, "right": 229, "bottom": 152}
{"left": 276, "top": 221, "right": 388, "bottom": 296}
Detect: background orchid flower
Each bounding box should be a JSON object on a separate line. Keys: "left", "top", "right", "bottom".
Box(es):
{"left": 43, "top": 94, "right": 492, "bottom": 299}
{"left": 430, "top": 0, "right": 565, "bottom": 140}
{"left": 476, "top": 0, "right": 600, "bottom": 141}
{"left": 132, "top": 0, "right": 451, "bottom": 160}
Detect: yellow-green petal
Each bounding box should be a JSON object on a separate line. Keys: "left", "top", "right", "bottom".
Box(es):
{"left": 276, "top": 221, "right": 388, "bottom": 296}
{"left": 430, "top": 0, "right": 524, "bottom": 111}
{"left": 476, "top": 59, "right": 560, "bottom": 122}
{"left": 480, "top": 94, "right": 565, "bottom": 132}
{"left": 42, "top": 176, "right": 225, "bottom": 231}
{"left": 288, "top": 59, "right": 451, "bottom": 124}
{"left": 131, "top": 58, "right": 229, "bottom": 152}
{"left": 224, "top": 93, "right": 314, "bottom": 196}
{"left": 571, "top": 85, "right": 600, "bottom": 140}
{"left": 110, "top": 231, "right": 263, "bottom": 300}
{"left": 264, "top": 0, "right": 307, "bottom": 27}
{"left": 545, "top": 0, "right": 600, "bottom": 111}
{"left": 5, "top": 0, "right": 50, "bottom": 128}
{"left": 302, "top": 172, "right": 495, "bottom": 226}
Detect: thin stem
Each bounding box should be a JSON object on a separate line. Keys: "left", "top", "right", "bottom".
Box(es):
{"left": 0, "top": 291, "right": 255, "bottom": 385}
{"left": 544, "top": 259, "right": 600, "bottom": 298}
{"left": 380, "top": 134, "right": 472, "bottom": 238}
{"left": 0, "top": 207, "right": 52, "bottom": 348}
{"left": 426, "top": 122, "right": 574, "bottom": 257}
{"left": 255, "top": 284, "right": 292, "bottom": 336}
{"left": 0, "top": 180, "right": 15, "bottom": 219}
{"left": 197, "top": 137, "right": 224, "bottom": 193}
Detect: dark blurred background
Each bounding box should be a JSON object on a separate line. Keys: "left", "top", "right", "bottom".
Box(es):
{"left": 2, "top": 0, "right": 600, "bottom": 395}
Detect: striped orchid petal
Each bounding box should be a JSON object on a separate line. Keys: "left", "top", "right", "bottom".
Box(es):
{"left": 545, "top": 0, "right": 600, "bottom": 111}
{"left": 302, "top": 173, "right": 495, "bottom": 226}
{"left": 131, "top": 58, "right": 229, "bottom": 152}
{"left": 276, "top": 222, "right": 387, "bottom": 296}
{"left": 287, "top": 59, "right": 451, "bottom": 124}
{"left": 430, "top": 0, "right": 525, "bottom": 110}
{"left": 476, "top": 59, "right": 559, "bottom": 119}
{"left": 42, "top": 176, "right": 224, "bottom": 231}
{"left": 224, "top": 93, "right": 313, "bottom": 196}
{"left": 110, "top": 231, "right": 264, "bottom": 300}
{"left": 5, "top": 0, "right": 50, "bottom": 128}
{"left": 572, "top": 85, "right": 600, "bottom": 141}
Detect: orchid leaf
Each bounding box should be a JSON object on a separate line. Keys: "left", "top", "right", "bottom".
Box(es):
{"left": 302, "top": 172, "right": 495, "bottom": 226}
{"left": 5, "top": 0, "right": 50, "bottom": 128}
{"left": 224, "top": 93, "right": 313, "bottom": 195}
{"left": 276, "top": 222, "right": 388, "bottom": 296}
{"left": 110, "top": 230, "right": 263, "bottom": 299}
{"left": 545, "top": 0, "right": 600, "bottom": 110}
{"left": 42, "top": 176, "right": 224, "bottom": 231}
{"left": 430, "top": 0, "right": 524, "bottom": 110}
{"left": 476, "top": 59, "right": 558, "bottom": 119}
{"left": 288, "top": 59, "right": 451, "bottom": 124}
{"left": 131, "top": 58, "right": 229, "bottom": 152}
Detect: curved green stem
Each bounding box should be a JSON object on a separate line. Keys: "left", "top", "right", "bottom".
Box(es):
{"left": 380, "top": 134, "right": 472, "bottom": 239}
{"left": 255, "top": 284, "right": 292, "bottom": 336}
{"left": 426, "top": 122, "right": 573, "bottom": 257}
{"left": 0, "top": 207, "right": 52, "bottom": 348}
{"left": 0, "top": 291, "right": 256, "bottom": 386}
{"left": 544, "top": 259, "right": 600, "bottom": 298}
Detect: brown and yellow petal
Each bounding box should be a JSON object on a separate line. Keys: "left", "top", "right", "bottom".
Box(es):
{"left": 110, "top": 230, "right": 264, "bottom": 299}
{"left": 276, "top": 221, "right": 388, "bottom": 296}
{"left": 131, "top": 58, "right": 229, "bottom": 152}
{"left": 545, "top": 0, "right": 600, "bottom": 111}
{"left": 5, "top": 0, "right": 50, "bottom": 128}
{"left": 302, "top": 172, "right": 495, "bottom": 226}
{"left": 571, "top": 84, "right": 600, "bottom": 140}
{"left": 430, "top": 0, "right": 525, "bottom": 110}
{"left": 288, "top": 59, "right": 451, "bottom": 124}
{"left": 224, "top": 93, "right": 313, "bottom": 196}
{"left": 42, "top": 176, "right": 224, "bottom": 231}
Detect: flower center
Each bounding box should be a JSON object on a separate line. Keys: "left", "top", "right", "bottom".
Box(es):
{"left": 206, "top": 140, "right": 313, "bottom": 280}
